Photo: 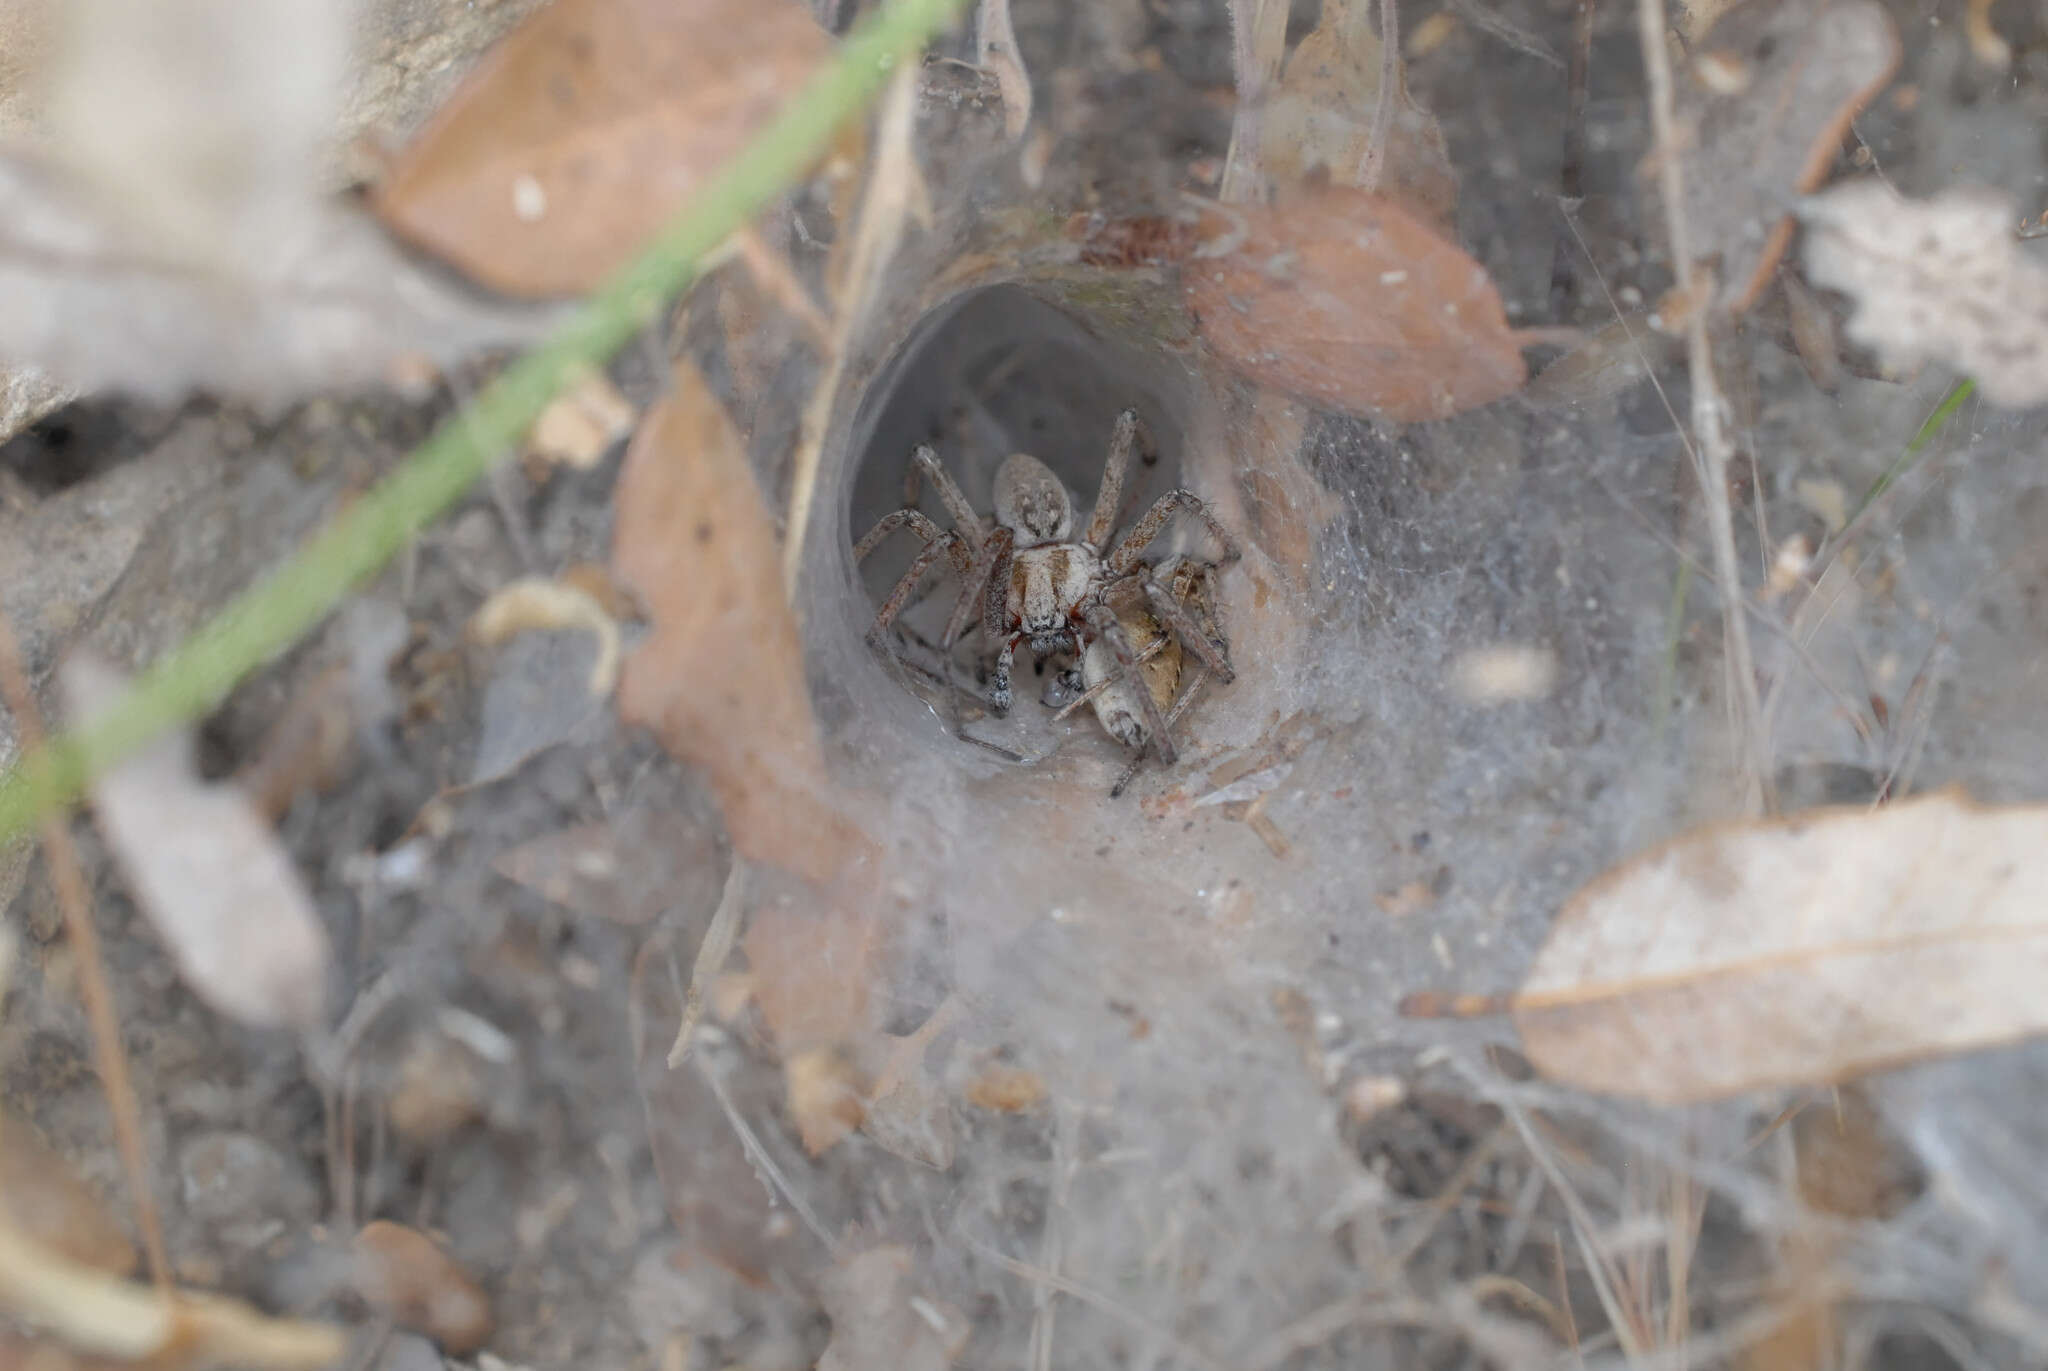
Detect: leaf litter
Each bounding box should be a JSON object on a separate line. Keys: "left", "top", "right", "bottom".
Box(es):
{"left": 372, "top": 0, "right": 833, "bottom": 297}
{"left": 62, "top": 654, "right": 331, "bottom": 1032}
{"left": 0, "top": 0, "right": 550, "bottom": 404}
{"left": 1661, "top": 0, "right": 1899, "bottom": 315}
{"left": 19, "top": 0, "right": 2048, "bottom": 1360}
{"left": 1511, "top": 789, "right": 2048, "bottom": 1102}
{"left": 1802, "top": 181, "right": 2048, "bottom": 409}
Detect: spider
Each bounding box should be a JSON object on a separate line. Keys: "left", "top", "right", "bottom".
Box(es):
{"left": 854, "top": 408, "right": 1239, "bottom": 779}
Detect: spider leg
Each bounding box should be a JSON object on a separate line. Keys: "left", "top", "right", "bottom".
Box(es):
{"left": 855, "top": 509, "right": 973, "bottom": 642}
{"left": 854, "top": 508, "right": 971, "bottom": 569}
{"left": 1106, "top": 489, "right": 1241, "bottom": 577}
{"left": 1140, "top": 575, "right": 1235, "bottom": 684}
{"left": 912, "top": 444, "right": 986, "bottom": 558}
{"left": 1050, "top": 636, "right": 1171, "bottom": 722}
{"left": 868, "top": 535, "right": 964, "bottom": 642}
{"left": 944, "top": 523, "right": 1013, "bottom": 650}
{"left": 1110, "top": 662, "right": 1210, "bottom": 797}
{"left": 988, "top": 631, "right": 1023, "bottom": 715}
{"left": 1083, "top": 408, "right": 1148, "bottom": 549}
{"left": 1083, "top": 601, "right": 1177, "bottom": 766}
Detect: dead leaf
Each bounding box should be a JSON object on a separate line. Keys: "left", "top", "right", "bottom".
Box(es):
{"left": 612, "top": 359, "right": 872, "bottom": 886}
{"left": 1802, "top": 182, "right": 2048, "bottom": 408}
{"left": 526, "top": 369, "right": 637, "bottom": 470}
{"left": 1669, "top": 0, "right": 1899, "bottom": 314}
{"left": 1513, "top": 789, "right": 2048, "bottom": 1102}
{"left": 1258, "top": 0, "right": 1456, "bottom": 223}
{"left": 0, "top": 1116, "right": 135, "bottom": 1275}
{"left": 372, "top": 0, "right": 831, "bottom": 297}
{"left": 492, "top": 808, "right": 724, "bottom": 927}
{"left": 862, "top": 1068, "right": 956, "bottom": 1171}
{"left": 741, "top": 899, "right": 881, "bottom": 1057}
{"left": 817, "top": 1247, "right": 970, "bottom": 1371}
{"left": 0, "top": 154, "right": 549, "bottom": 402}
{"left": 62, "top": 655, "right": 330, "bottom": 1031}
{"left": 352, "top": 1221, "right": 493, "bottom": 1355}
{"left": 1184, "top": 188, "right": 1527, "bottom": 422}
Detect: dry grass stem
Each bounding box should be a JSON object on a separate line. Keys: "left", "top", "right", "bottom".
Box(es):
{"left": 781, "top": 64, "right": 927, "bottom": 597}
{"left": 1636, "top": 0, "right": 1769, "bottom": 814}
{"left": 0, "top": 612, "right": 170, "bottom": 1290}
{"left": 666, "top": 858, "right": 750, "bottom": 1066}
{"left": 0, "top": 1202, "right": 343, "bottom": 1368}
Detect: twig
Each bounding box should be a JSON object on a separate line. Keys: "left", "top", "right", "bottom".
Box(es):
{"left": 0, "top": 613, "right": 170, "bottom": 1288}
{"left": 694, "top": 1052, "right": 836, "bottom": 1251}
{"left": 976, "top": 0, "right": 1033, "bottom": 138}
{"left": 666, "top": 858, "right": 750, "bottom": 1067}
{"left": 1220, "top": 0, "right": 1290, "bottom": 203}
{"left": 1637, "top": 0, "right": 1770, "bottom": 815}
{"left": 781, "top": 63, "right": 927, "bottom": 598}
{"left": 0, "top": 0, "right": 973, "bottom": 848}
{"left": 0, "top": 1206, "right": 343, "bottom": 1368}
{"left": 1356, "top": 0, "right": 1401, "bottom": 192}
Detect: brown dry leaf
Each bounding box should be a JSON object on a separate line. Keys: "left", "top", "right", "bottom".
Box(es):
{"left": 1514, "top": 789, "right": 2048, "bottom": 1102}
{"left": 492, "top": 809, "right": 723, "bottom": 927}
{"left": 1258, "top": 0, "right": 1456, "bottom": 223}
{"left": 612, "top": 359, "right": 872, "bottom": 886}
{"left": 372, "top": 0, "right": 831, "bottom": 297}
{"left": 352, "top": 1221, "right": 493, "bottom": 1355}
{"left": 742, "top": 900, "right": 882, "bottom": 1057}
{"left": 526, "top": 369, "right": 638, "bottom": 469}
{"left": 817, "top": 1247, "right": 970, "bottom": 1371}
{"left": 0, "top": 1116, "right": 134, "bottom": 1275}
{"left": 1670, "top": 0, "right": 1899, "bottom": 314}
{"left": 1802, "top": 182, "right": 2048, "bottom": 408}
{"left": 62, "top": 655, "right": 330, "bottom": 1031}
{"left": 1185, "top": 188, "right": 1527, "bottom": 422}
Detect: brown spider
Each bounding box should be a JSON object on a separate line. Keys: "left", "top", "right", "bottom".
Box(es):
{"left": 854, "top": 409, "right": 1239, "bottom": 775}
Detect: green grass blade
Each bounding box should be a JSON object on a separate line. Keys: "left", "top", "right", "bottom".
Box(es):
{"left": 0, "top": 0, "right": 967, "bottom": 845}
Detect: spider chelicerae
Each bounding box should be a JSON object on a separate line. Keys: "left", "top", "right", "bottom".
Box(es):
{"left": 854, "top": 408, "right": 1240, "bottom": 790}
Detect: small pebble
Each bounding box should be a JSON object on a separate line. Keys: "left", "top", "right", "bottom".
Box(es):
{"left": 354, "top": 1219, "right": 494, "bottom": 1355}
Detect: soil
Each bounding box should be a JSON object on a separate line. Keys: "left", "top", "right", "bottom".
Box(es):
{"left": 6, "top": 0, "right": 2048, "bottom": 1369}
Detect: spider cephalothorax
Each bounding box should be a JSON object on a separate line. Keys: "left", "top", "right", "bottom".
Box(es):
{"left": 854, "top": 409, "right": 1239, "bottom": 785}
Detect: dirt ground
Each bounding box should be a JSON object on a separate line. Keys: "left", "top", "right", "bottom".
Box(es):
{"left": 5, "top": 0, "right": 2048, "bottom": 1368}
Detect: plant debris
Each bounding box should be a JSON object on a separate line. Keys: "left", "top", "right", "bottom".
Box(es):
{"left": 1184, "top": 188, "right": 1527, "bottom": 422}
{"left": 372, "top": 0, "right": 832, "bottom": 297}
{"left": 1668, "top": 0, "right": 1899, "bottom": 314}
{"left": 1802, "top": 181, "right": 2048, "bottom": 408}
{"left": 611, "top": 359, "right": 872, "bottom": 887}
{"left": 817, "top": 1246, "right": 970, "bottom": 1371}
{"left": 468, "top": 576, "right": 623, "bottom": 697}
{"left": 62, "top": 655, "right": 331, "bottom": 1031}
{"left": 1512, "top": 789, "right": 2048, "bottom": 1101}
